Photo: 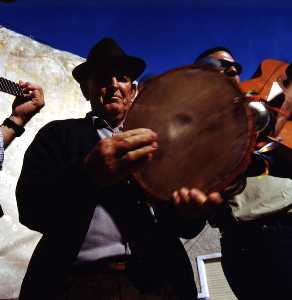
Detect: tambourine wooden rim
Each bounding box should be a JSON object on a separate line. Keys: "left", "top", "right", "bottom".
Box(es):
{"left": 125, "top": 64, "right": 256, "bottom": 201}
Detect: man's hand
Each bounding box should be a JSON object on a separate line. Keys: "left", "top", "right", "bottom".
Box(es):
{"left": 83, "top": 128, "right": 158, "bottom": 187}
{"left": 274, "top": 79, "right": 292, "bottom": 137}
{"left": 11, "top": 81, "right": 45, "bottom": 126}
{"left": 171, "top": 187, "right": 223, "bottom": 220}
{"left": 0, "top": 81, "right": 45, "bottom": 148}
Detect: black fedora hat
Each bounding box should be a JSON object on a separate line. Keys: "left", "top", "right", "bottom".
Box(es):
{"left": 72, "top": 38, "right": 146, "bottom": 83}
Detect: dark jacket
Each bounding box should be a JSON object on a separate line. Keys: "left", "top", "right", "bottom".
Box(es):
{"left": 16, "top": 116, "right": 205, "bottom": 300}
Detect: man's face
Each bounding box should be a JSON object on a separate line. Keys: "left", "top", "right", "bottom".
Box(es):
{"left": 208, "top": 51, "right": 241, "bottom": 84}
{"left": 86, "top": 73, "right": 136, "bottom": 126}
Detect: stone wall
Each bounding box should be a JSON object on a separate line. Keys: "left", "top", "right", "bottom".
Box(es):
{"left": 0, "top": 26, "right": 90, "bottom": 299}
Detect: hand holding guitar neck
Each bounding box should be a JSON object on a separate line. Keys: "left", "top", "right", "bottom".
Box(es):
{"left": 10, "top": 80, "right": 45, "bottom": 126}
{"left": 0, "top": 79, "right": 45, "bottom": 147}
{"left": 0, "top": 78, "right": 45, "bottom": 124}
{"left": 0, "top": 77, "right": 24, "bottom": 97}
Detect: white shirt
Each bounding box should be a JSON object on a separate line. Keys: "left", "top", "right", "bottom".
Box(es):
{"left": 76, "top": 117, "right": 128, "bottom": 263}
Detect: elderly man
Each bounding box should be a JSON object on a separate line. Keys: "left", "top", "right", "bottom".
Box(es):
{"left": 0, "top": 80, "right": 44, "bottom": 217}
{"left": 190, "top": 47, "right": 292, "bottom": 300}
{"left": 16, "top": 38, "right": 217, "bottom": 300}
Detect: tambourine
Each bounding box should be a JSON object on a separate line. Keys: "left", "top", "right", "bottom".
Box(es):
{"left": 125, "top": 65, "right": 256, "bottom": 201}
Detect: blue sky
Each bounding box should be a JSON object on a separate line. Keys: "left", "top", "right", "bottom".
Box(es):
{"left": 1, "top": 0, "right": 292, "bottom": 80}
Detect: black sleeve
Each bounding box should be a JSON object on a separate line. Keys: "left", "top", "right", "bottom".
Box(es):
{"left": 16, "top": 121, "right": 96, "bottom": 234}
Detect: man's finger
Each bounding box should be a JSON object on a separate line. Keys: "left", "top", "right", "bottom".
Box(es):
{"left": 116, "top": 128, "right": 157, "bottom": 139}
{"left": 206, "top": 192, "right": 224, "bottom": 206}
{"left": 22, "top": 85, "right": 37, "bottom": 93}
{"left": 172, "top": 190, "right": 181, "bottom": 205}
{"left": 121, "top": 143, "right": 158, "bottom": 163}
{"left": 189, "top": 188, "right": 208, "bottom": 206}
{"left": 178, "top": 187, "right": 191, "bottom": 204}
{"left": 19, "top": 81, "right": 32, "bottom": 89}
{"left": 115, "top": 133, "right": 158, "bottom": 157}
{"left": 117, "top": 150, "right": 156, "bottom": 177}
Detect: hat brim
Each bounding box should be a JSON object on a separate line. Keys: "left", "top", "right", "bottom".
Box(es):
{"left": 72, "top": 56, "right": 146, "bottom": 83}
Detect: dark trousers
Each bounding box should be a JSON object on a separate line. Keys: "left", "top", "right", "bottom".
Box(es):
{"left": 220, "top": 216, "right": 292, "bottom": 300}
{"left": 56, "top": 264, "right": 180, "bottom": 300}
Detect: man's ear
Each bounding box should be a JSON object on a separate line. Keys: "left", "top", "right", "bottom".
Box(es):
{"left": 131, "top": 80, "right": 139, "bottom": 103}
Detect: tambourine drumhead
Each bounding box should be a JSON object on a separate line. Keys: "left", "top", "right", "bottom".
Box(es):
{"left": 125, "top": 65, "right": 255, "bottom": 201}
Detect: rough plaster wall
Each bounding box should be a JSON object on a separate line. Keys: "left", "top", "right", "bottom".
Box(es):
{"left": 0, "top": 26, "right": 90, "bottom": 299}
{"left": 0, "top": 26, "right": 221, "bottom": 299}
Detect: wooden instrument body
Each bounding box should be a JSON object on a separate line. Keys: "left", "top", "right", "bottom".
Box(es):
{"left": 241, "top": 59, "right": 292, "bottom": 148}
{"left": 241, "top": 59, "right": 288, "bottom": 100}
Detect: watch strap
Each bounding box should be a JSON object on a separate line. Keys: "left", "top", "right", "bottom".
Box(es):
{"left": 2, "top": 118, "right": 25, "bottom": 137}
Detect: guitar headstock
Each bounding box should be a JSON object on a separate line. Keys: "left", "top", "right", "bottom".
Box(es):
{"left": 0, "top": 77, "right": 24, "bottom": 97}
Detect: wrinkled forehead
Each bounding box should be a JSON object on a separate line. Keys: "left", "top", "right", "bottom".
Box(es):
{"left": 81, "top": 71, "right": 135, "bottom": 91}
{"left": 81, "top": 72, "right": 133, "bottom": 91}
{"left": 90, "top": 69, "right": 132, "bottom": 81}
{"left": 209, "top": 51, "right": 235, "bottom": 62}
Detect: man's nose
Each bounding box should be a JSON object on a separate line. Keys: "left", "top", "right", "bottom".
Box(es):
{"left": 228, "top": 65, "right": 237, "bottom": 73}
{"left": 110, "top": 77, "right": 119, "bottom": 89}
{"left": 225, "top": 65, "right": 238, "bottom": 77}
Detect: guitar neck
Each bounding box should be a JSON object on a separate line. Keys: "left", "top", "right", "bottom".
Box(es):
{"left": 0, "top": 77, "right": 24, "bottom": 97}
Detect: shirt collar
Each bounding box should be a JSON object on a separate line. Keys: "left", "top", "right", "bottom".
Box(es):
{"left": 87, "top": 112, "right": 123, "bottom": 133}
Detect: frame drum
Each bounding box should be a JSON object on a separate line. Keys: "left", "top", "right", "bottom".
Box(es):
{"left": 125, "top": 65, "right": 256, "bottom": 201}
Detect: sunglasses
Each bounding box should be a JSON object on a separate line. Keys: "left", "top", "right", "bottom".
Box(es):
{"left": 197, "top": 57, "right": 242, "bottom": 77}
{"left": 218, "top": 59, "right": 242, "bottom": 76}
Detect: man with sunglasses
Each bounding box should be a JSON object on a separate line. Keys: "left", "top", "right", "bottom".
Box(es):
{"left": 195, "top": 47, "right": 242, "bottom": 82}
{"left": 188, "top": 47, "right": 292, "bottom": 299}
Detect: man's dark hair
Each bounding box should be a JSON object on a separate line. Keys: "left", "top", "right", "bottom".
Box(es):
{"left": 194, "top": 47, "right": 234, "bottom": 63}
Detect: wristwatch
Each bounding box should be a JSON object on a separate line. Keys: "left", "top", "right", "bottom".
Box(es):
{"left": 2, "top": 118, "right": 25, "bottom": 137}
